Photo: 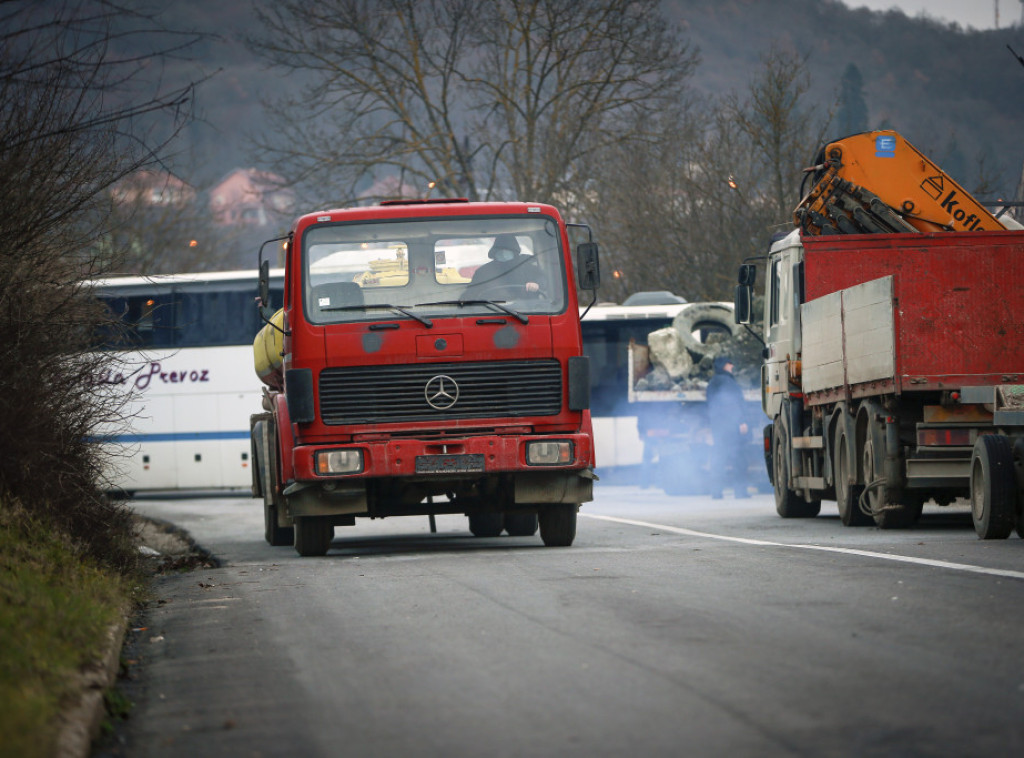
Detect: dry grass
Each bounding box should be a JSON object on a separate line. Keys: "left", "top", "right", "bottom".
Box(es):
{"left": 0, "top": 512, "right": 132, "bottom": 758}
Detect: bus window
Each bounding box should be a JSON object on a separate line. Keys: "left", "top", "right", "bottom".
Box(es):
{"left": 175, "top": 286, "right": 252, "bottom": 346}
{"left": 98, "top": 293, "right": 176, "bottom": 348}
{"left": 96, "top": 278, "right": 284, "bottom": 351}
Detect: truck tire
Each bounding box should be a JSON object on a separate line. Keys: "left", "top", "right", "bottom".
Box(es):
{"left": 772, "top": 423, "right": 821, "bottom": 518}
{"left": 834, "top": 427, "right": 870, "bottom": 526}
{"left": 539, "top": 504, "right": 578, "bottom": 546}
{"left": 264, "top": 499, "right": 294, "bottom": 547}
{"left": 255, "top": 418, "right": 294, "bottom": 546}
{"left": 468, "top": 512, "right": 504, "bottom": 538}
{"left": 970, "top": 435, "right": 1017, "bottom": 540}
{"left": 862, "top": 416, "right": 917, "bottom": 529}
{"left": 293, "top": 517, "right": 334, "bottom": 556}
{"left": 671, "top": 303, "right": 737, "bottom": 358}
{"left": 1015, "top": 439, "right": 1024, "bottom": 539}
{"left": 504, "top": 512, "right": 539, "bottom": 536}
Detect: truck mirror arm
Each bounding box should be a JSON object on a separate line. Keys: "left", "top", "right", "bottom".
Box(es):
{"left": 256, "top": 298, "right": 290, "bottom": 336}
{"left": 741, "top": 322, "right": 765, "bottom": 349}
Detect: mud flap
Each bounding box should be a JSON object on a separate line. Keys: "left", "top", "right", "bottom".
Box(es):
{"left": 514, "top": 470, "right": 594, "bottom": 504}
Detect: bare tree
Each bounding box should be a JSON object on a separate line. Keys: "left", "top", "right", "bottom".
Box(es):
{"left": 248, "top": 0, "right": 698, "bottom": 207}
{"left": 581, "top": 102, "right": 706, "bottom": 301}
{"left": 584, "top": 101, "right": 781, "bottom": 303}
{"left": 101, "top": 186, "right": 263, "bottom": 275}
{"left": 0, "top": 0, "right": 202, "bottom": 568}
{"left": 724, "top": 44, "right": 833, "bottom": 226}
{"left": 583, "top": 45, "right": 830, "bottom": 303}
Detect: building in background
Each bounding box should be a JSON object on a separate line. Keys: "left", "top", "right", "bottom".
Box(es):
{"left": 111, "top": 169, "right": 195, "bottom": 207}
{"left": 209, "top": 168, "right": 294, "bottom": 227}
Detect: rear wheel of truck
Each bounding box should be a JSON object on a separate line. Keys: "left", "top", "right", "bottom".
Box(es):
{"left": 970, "top": 435, "right": 1017, "bottom": 540}
{"left": 862, "top": 416, "right": 917, "bottom": 529}
{"left": 834, "top": 427, "right": 870, "bottom": 526}
{"left": 773, "top": 423, "right": 820, "bottom": 518}
{"left": 504, "top": 512, "right": 539, "bottom": 537}
{"left": 539, "top": 504, "right": 577, "bottom": 546}
{"left": 294, "top": 517, "right": 334, "bottom": 556}
{"left": 1014, "top": 439, "right": 1024, "bottom": 539}
{"left": 468, "top": 512, "right": 504, "bottom": 538}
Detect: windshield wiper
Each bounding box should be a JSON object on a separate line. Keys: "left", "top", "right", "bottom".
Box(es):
{"left": 416, "top": 299, "right": 528, "bottom": 324}
{"left": 322, "top": 303, "right": 433, "bottom": 328}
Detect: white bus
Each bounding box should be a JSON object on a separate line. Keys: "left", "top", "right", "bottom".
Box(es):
{"left": 581, "top": 301, "right": 691, "bottom": 482}
{"left": 94, "top": 272, "right": 699, "bottom": 493}
{"left": 93, "top": 270, "right": 283, "bottom": 494}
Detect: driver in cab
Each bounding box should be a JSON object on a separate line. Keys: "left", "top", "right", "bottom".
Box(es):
{"left": 465, "top": 234, "right": 545, "bottom": 298}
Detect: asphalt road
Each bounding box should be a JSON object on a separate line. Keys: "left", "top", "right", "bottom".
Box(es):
{"left": 105, "top": 486, "right": 1024, "bottom": 757}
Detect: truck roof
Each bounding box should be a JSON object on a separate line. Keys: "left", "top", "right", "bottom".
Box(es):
{"left": 295, "top": 200, "right": 561, "bottom": 226}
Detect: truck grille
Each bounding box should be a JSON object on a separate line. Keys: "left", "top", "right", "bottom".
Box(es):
{"left": 319, "top": 360, "right": 563, "bottom": 425}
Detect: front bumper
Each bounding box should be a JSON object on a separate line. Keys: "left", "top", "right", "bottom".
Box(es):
{"left": 291, "top": 431, "right": 594, "bottom": 481}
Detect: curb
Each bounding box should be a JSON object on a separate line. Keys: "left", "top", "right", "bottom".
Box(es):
{"left": 51, "top": 517, "right": 211, "bottom": 756}
{"left": 55, "top": 609, "right": 129, "bottom": 758}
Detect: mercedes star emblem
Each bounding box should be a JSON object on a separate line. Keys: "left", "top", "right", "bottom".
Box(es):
{"left": 424, "top": 374, "right": 459, "bottom": 410}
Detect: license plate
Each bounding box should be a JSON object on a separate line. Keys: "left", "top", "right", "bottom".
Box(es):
{"left": 415, "top": 454, "right": 485, "bottom": 474}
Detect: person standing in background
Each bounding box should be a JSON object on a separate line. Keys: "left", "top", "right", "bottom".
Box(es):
{"left": 706, "top": 356, "right": 749, "bottom": 499}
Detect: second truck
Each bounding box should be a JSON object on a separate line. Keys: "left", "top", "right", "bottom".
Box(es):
{"left": 735, "top": 130, "right": 1024, "bottom": 538}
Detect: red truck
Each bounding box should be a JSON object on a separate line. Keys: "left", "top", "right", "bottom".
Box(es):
{"left": 250, "top": 199, "right": 600, "bottom": 555}
{"left": 735, "top": 130, "right": 1024, "bottom": 538}
{"left": 736, "top": 228, "right": 1024, "bottom": 536}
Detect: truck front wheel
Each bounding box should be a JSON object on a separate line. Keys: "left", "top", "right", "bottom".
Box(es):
{"left": 264, "top": 499, "right": 294, "bottom": 547}
{"left": 294, "top": 517, "right": 334, "bottom": 556}
{"left": 539, "top": 504, "right": 577, "bottom": 546}
{"left": 772, "top": 423, "right": 820, "bottom": 518}
{"left": 970, "top": 435, "right": 1017, "bottom": 540}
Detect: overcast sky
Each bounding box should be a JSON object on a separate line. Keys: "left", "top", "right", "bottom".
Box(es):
{"left": 840, "top": 0, "right": 1020, "bottom": 30}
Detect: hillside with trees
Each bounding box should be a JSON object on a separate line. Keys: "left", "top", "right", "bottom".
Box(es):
{"left": 92, "top": 0, "right": 1024, "bottom": 298}
{"left": 664, "top": 0, "right": 1024, "bottom": 195}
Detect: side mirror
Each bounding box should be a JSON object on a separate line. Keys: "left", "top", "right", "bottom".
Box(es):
{"left": 738, "top": 263, "right": 757, "bottom": 286}
{"left": 576, "top": 241, "right": 600, "bottom": 290}
{"left": 257, "top": 259, "right": 279, "bottom": 322}
{"left": 258, "top": 259, "right": 271, "bottom": 309}
{"left": 734, "top": 284, "right": 753, "bottom": 325}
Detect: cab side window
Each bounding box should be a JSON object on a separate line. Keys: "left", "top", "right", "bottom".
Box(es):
{"left": 768, "top": 258, "right": 781, "bottom": 328}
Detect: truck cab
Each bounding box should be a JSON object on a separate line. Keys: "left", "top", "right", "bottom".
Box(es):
{"left": 252, "top": 199, "right": 600, "bottom": 555}
{"left": 760, "top": 230, "right": 804, "bottom": 424}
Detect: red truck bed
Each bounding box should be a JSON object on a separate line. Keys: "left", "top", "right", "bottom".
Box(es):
{"left": 800, "top": 230, "right": 1024, "bottom": 399}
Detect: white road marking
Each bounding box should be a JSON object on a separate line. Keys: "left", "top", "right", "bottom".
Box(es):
{"left": 581, "top": 513, "right": 1024, "bottom": 581}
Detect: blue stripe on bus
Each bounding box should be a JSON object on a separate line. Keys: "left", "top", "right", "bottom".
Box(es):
{"left": 90, "top": 431, "right": 250, "bottom": 443}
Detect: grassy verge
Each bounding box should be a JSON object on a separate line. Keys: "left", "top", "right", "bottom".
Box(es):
{"left": 0, "top": 518, "right": 133, "bottom": 758}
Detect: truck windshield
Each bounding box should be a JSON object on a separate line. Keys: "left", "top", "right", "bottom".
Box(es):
{"left": 302, "top": 215, "right": 567, "bottom": 324}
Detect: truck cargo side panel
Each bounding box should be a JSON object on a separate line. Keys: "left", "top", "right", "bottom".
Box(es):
{"left": 843, "top": 276, "right": 895, "bottom": 387}
{"left": 802, "top": 277, "right": 895, "bottom": 396}
{"left": 803, "top": 232, "right": 1024, "bottom": 388}
{"left": 801, "top": 290, "right": 844, "bottom": 393}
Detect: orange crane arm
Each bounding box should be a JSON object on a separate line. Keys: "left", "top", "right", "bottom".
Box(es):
{"left": 794, "top": 130, "right": 1005, "bottom": 236}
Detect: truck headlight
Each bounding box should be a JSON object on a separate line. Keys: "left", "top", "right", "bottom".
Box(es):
{"left": 526, "top": 440, "right": 573, "bottom": 466}
{"left": 315, "top": 449, "right": 364, "bottom": 475}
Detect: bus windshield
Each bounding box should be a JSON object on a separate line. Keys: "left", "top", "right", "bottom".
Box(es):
{"left": 302, "top": 215, "right": 567, "bottom": 324}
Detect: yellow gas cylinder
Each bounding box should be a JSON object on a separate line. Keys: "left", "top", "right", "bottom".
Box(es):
{"left": 253, "top": 308, "right": 285, "bottom": 389}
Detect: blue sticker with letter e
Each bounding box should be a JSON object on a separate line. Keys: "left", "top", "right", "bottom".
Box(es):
{"left": 875, "top": 135, "right": 896, "bottom": 158}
